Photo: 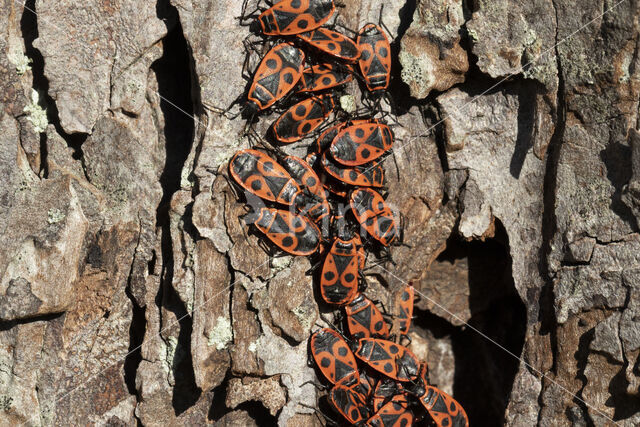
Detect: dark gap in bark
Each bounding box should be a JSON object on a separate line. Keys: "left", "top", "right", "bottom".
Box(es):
{"left": 20, "top": 0, "right": 89, "bottom": 169}
{"left": 415, "top": 220, "right": 526, "bottom": 426}
{"left": 124, "top": 279, "right": 147, "bottom": 396}
{"left": 387, "top": 0, "right": 445, "bottom": 117}
{"left": 206, "top": 372, "right": 278, "bottom": 425}
{"left": 608, "top": 358, "right": 640, "bottom": 420}
{"left": 153, "top": 0, "right": 200, "bottom": 415}
{"left": 38, "top": 132, "right": 48, "bottom": 178}
{"left": 385, "top": 0, "right": 417, "bottom": 114}
{"left": 208, "top": 378, "right": 229, "bottom": 421}
{"left": 0, "top": 312, "right": 63, "bottom": 331}
{"left": 600, "top": 142, "right": 639, "bottom": 231}
{"left": 510, "top": 80, "right": 543, "bottom": 178}
{"left": 421, "top": 104, "right": 449, "bottom": 173}
{"left": 538, "top": 0, "right": 565, "bottom": 366}
{"left": 573, "top": 327, "right": 596, "bottom": 426}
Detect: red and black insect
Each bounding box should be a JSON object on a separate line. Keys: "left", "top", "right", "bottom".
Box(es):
{"left": 330, "top": 379, "right": 371, "bottom": 425}
{"left": 345, "top": 293, "right": 390, "bottom": 339}
{"left": 322, "top": 151, "right": 385, "bottom": 187}
{"left": 272, "top": 94, "right": 335, "bottom": 143}
{"left": 309, "top": 328, "right": 360, "bottom": 385}
{"left": 298, "top": 63, "right": 353, "bottom": 93}
{"left": 282, "top": 155, "right": 330, "bottom": 223}
{"left": 330, "top": 120, "right": 394, "bottom": 166}
{"left": 320, "top": 235, "right": 363, "bottom": 305}
{"left": 246, "top": 43, "right": 305, "bottom": 114}
{"left": 418, "top": 386, "right": 469, "bottom": 427}
{"left": 357, "top": 368, "right": 377, "bottom": 400}
{"left": 230, "top": 149, "right": 301, "bottom": 205}
{"left": 298, "top": 27, "right": 360, "bottom": 62}
{"left": 367, "top": 393, "right": 414, "bottom": 427}
{"left": 251, "top": 208, "right": 321, "bottom": 255}
{"left": 352, "top": 338, "right": 420, "bottom": 382}
{"left": 371, "top": 378, "right": 404, "bottom": 413}
{"left": 404, "top": 363, "right": 469, "bottom": 427}
{"left": 350, "top": 188, "right": 398, "bottom": 246}
{"left": 252, "top": 0, "right": 335, "bottom": 36}
{"left": 357, "top": 23, "right": 391, "bottom": 92}
{"left": 313, "top": 122, "right": 343, "bottom": 153}
{"left": 394, "top": 283, "right": 414, "bottom": 336}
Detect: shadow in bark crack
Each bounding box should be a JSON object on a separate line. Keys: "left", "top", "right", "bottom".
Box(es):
{"left": 415, "top": 221, "right": 526, "bottom": 425}
{"left": 20, "top": 0, "right": 88, "bottom": 169}
{"left": 152, "top": 4, "right": 200, "bottom": 415}
{"left": 510, "top": 82, "right": 539, "bottom": 178}
{"left": 600, "top": 142, "right": 639, "bottom": 231}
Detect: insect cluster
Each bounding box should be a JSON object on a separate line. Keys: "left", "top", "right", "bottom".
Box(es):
{"left": 228, "top": 0, "right": 469, "bottom": 425}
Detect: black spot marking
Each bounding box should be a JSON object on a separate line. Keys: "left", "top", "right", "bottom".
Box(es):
{"left": 296, "top": 105, "right": 307, "bottom": 116}
{"left": 282, "top": 236, "right": 294, "bottom": 247}
{"left": 379, "top": 47, "right": 388, "bottom": 57}
{"left": 327, "top": 42, "right": 337, "bottom": 51}
{"left": 251, "top": 180, "right": 262, "bottom": 191}
{"left": 377, "top": 201, "right": 384, "bottom": 210}
{"left": 344, "top": 273, "right": 355, "bottom": 283}
{"left": 402, "top": 291, "right": 410, "bottom": 301}
{"left": 355, "top": 128, "right": 365, "bottom": 138}
{"left": 361, "top": 148, "right": 370, "bottom": 159}
{"left": 264, "top": 161, "right": 274, "bottom": 171}
{"left": 388, "top": 345, "right": 399, "bottom": 354}
{"left": 383, "top": 362, "right": 393, "bottom": 373}
{"left": 350, "top": 408, "right": 359, "bottom": 421}
{"left": 365, "top": 217, "right": 374, "bottom": 226}
{"left": 338, "top": 347, "right": 348, "bottom": 356}
{"left": 291, "top": 0, "right": 301, "bottom": 7}
{"left": 321, "top": 357, "right": 331, "bottom": 368}
{"left": 400, "top": 420, "right": 408, "bottom": 427}
{"left": 306, "top": 177, "right": 317, "bottom": 187}
{"left": 283, "top": 73, "right": 294, "bottom": 84}
{"left": 361, "top": 50, "right": 370, "bottom": 60}
{"left": 349, "top": 170, "right": 358, "bottom": 181}
{"left": 322, "top": 76, "right": 332, "bottom": 85}
{"left": 266, "top": 58, "right": 277, "bottom": 69}
{"left": 302, "top": 123, "right": 312, "bottom": 133}
{"left": 298, "top": 19, "right": 309, "bottom": 29}
{"left": 324, "top": 271, "right": 336, "bottom": 281}
{"left": 375, "top": 321, "right": 383, "bottom": 331}
{"left": 442, "top": 418, "right": 450, "bottom": 427}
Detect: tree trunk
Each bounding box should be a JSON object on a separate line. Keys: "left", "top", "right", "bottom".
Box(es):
{"left": 0, "top": 0, "right": 638, "bottom": 425}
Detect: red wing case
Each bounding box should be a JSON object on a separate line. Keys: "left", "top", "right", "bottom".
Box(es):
{"left": 320, "top": 237, "right": 360, "bottom": 305}
{"left": 350, "top": 188, "right": 398, "bottom": 246}
{"left": 253, "top": 208, "right": 320, "bottom": 255}
{"left": 330, "top": 120, "right": 393, "bottom": 166}
{"left": 354, "top": 338, "right": 419, "bottom": 381}
{"left": 357, "top": 24, "right": 391, "bottom": 91}
{"left": 247, "top": 43, "right": 305, "bottom": 111}
{"left": 257, "top": 0, "right": 335, "bottom": 35}
{"left": 272, "top": 94, "right": 334, "bottom": 143}
{"left": 298, "top": 27, "right": 360, "bottom": 62}
{"left": 309, "top": 328, "right": 359, "bottom": 384}
{"left": 230, "top": 149, "right": 300, "bottom": 205}
{"left": 299, "top": 63, "right": 353, "bottom": 92}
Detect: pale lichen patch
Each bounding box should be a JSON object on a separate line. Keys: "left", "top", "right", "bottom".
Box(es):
{"left": 47, "top": 208, "right": 65, "bottom": 224}
{"left": 7, "top": 48, "right": 32, "bottom": 75}
{"left": 207, "top": 316, "right": 233, "bottom": 350}
{"left": 23, "top": 90, "right": 48, "bottom": 134}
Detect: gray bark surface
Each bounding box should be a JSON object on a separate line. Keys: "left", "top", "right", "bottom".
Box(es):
{"left": 0, "top": 0, "right": 638, "bottom": 425}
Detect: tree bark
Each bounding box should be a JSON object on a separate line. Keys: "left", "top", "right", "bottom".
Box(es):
{"left": 0, "top": 0, "right": 638, "bottom": 425}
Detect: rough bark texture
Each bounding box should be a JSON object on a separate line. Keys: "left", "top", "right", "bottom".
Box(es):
{"left": 0, "top": 0, "right": 638, "bottom": 425}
